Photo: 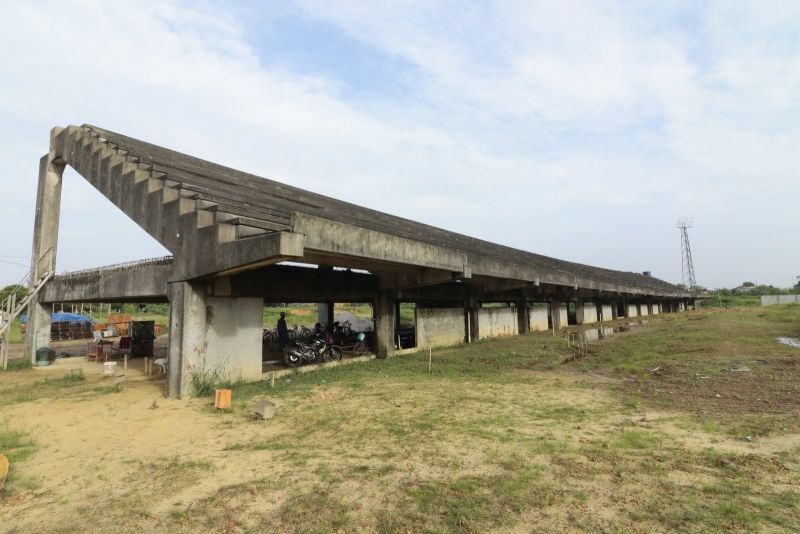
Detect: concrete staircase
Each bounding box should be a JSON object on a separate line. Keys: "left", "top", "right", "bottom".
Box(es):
{"left": 58, "top": 125, "right": 291, "bottom": 256}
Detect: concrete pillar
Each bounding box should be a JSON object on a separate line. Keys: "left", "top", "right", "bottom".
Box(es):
{"left": 550, "top": 302, "right": 567, "bottom": 330}
{"left": 25, "top": 141, "right": 65, "bottom": 363}
{"left": 529, "top": 303, "right": 549, "bottom": 331}
{"left": 317, "top": 301, "right": 334, "bottom": 327}
{"left": 375, "top": 289, "right": 395, "bottom": 358}
{"left": 465, "top": 297, "right": 480, "bottom": 342}
{"left": 576, "top": 301, "right": 598, "bottom": 324}
{"left": 167, "top": 281, "right": 207, "bottom": 398}
{"left": 516, "top": 292, "right": 529, "bottom": 334}
{"left": 167, "top": 282, "right": 263, "bottom": 398}
{"left": 599, "top": 303, "right": 613, "bottom": 322}
{"left": 611, "top": 302, "right": 619, "bottom": 320}
{"left": 627, "top": 303, "right": 639, "bottom": 317}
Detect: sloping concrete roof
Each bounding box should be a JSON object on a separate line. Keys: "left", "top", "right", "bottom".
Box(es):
{"left": 77, "top": 124, "right": 689, "bottom": 297}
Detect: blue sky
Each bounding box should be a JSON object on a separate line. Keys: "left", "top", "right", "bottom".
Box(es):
{"left": 1, "top": 0, "right": 799, "bottom": 289}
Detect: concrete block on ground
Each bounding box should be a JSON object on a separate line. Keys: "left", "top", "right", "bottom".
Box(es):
{"left": 253, "top": 399, "right": 277, "bottom": 420}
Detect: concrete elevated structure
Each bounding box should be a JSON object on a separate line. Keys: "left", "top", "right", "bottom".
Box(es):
{"left": 26, "top": 125, "right": 696, "bottom": 396}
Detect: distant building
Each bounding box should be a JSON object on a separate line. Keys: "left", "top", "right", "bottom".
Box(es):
{"left": 733, "top": 282, "right": 756, "bottom": 294}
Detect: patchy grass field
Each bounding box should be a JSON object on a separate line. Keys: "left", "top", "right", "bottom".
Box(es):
{"left": 1, "top": 306, "right": 799, "bottom": 532}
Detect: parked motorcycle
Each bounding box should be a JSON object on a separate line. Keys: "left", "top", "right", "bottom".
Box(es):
{"left": 309, "top": 338, "right": 343, "bottom": 362}
{"left": 283, "top": 341, "right": 317, "bottom": 366}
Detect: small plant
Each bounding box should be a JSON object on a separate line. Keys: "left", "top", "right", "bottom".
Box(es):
{"left": 59, "top": 369, "right": 85, "bottom": 383}
{"left": 190, "top": 359, "right": 230, "bottom": 397}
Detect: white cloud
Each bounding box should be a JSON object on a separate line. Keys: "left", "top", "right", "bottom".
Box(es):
{"left": 0, "top": 0, "right": 798, "bottom": 289}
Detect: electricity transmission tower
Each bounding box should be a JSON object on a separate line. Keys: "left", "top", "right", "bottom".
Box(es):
{"left": 677, "top": 218, "right": 696, "bottom": 291}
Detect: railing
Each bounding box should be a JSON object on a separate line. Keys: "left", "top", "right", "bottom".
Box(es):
{"left": 1, "top": 247, "right": 56, "bottom": 369}
{"left": 53, "top": 256, "right": 174, "bottom": 280}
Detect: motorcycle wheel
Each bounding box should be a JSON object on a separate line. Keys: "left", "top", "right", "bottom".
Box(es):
{"left": 303, "top": 347, "right": 320, "bottom": 364}
{"left": 329, "top": 346, "right": 343, "bottom": 361}
{"left": 284, "top": 348, "right": 302, "bottom": 366}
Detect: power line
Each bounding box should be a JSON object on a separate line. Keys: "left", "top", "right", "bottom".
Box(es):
{"left": 677, "top": 217, "right": 696, "bottom": 291}
{"left": 0, "top": 259, "right": 28, "bottom": 268}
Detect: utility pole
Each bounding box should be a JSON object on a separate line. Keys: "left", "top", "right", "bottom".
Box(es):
{"left": 677, "top": 218, "right": 697, "bottom": 292}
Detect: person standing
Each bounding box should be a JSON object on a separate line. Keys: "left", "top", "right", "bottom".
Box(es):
{"left": 277, "top": 312, "right": 288, "bottom": 352}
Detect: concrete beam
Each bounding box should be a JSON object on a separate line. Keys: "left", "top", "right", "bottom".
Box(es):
{"left": 174, "top": 230, "right": 304, "bottom": 280}
{"left": 40, "top": 262, "right": 172, "bottom": 303}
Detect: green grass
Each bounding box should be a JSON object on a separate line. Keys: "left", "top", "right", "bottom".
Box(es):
{"left": 6, "top": 306, "right": 800, "bottom": 532}
{"left": 6, "top": 318, "right": 23, "bottom": 343}
{"left": 0, "top": 370, "right": 116, "bottom": 406}
{"left": 1, "top": 358, "right": 32, "bottom": 372}
{"left": 0, "top": 426, "right": 38, "bottom": 496}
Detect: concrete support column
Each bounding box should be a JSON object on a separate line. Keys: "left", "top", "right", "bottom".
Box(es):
{"left": 25, "top": 140, "right": 65, "bottom": 363}
{"left": 465, "top": 297, "right": 480, "bottom": 343}
{"left": 599, "top": 303, "right": 613, "bottom": 322}
{"left": 167, "top": 281, "right": 207, "bottom": 398}
{"left": 549, "top": 302, "right": 567, "bottom": 330}
{"left": 576, "top": 301, "right": 598, "bottom": 325}
{"left": 167, "top": 282, "right": 264, "bottom": 398}
{"left": 317, "top": 301, "right": 334, "bottom": 327}
{"left": 516, "top": 292, "right": 529, "bottom": 335}
{"left": 374, "top": 289, "right": 395, "bottom": 358}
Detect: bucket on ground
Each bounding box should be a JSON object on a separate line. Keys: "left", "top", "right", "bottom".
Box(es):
{"left": 36, "top": 347, "right": 55, "bottom": 366}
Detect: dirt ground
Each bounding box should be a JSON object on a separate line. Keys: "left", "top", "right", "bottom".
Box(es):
{"left": 2, "top": 307, "right": 799, "bottom": 532}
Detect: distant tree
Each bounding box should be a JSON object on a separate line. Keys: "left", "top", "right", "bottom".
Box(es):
{"left": 742, "top": 281, "right": 755, "bottom": 287}
{"left": 0, "top": 284, "right": 27, "bottom": 305}
{"left": 794, "top": 276, "right": 800, "bottom": 293}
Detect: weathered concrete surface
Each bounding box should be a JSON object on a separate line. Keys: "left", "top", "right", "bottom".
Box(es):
{"left": 416, "top": 307, "right": 465, "bottom": 347}
{"left": 551, "top": 303, "right": 568, "bottom": 330}
{"left": 374, "top": 289, "right": 395, "bottom": 358}
{"left": 478, "top": 307, "right": 518, "bottom": 339}
{"left": 576, "top": 302, "right": 598, "bottom": 325}
{"left": 640, "top": 304, "right": 650, "bottom": 317}
{"left": 627, "top": 304, "right": 640, "bottom": 318}
{"left": 40, "top": 261, "right": 172, "bottom": 303}
{"left": 529, "top": 303, "right": 549, "bottom": 331}
{"left": 167, "top": 281, "right": 206, "bottom": 398}
{"left": 204, "top": 296, "right": 263, "bottom": 382}
{"left": 167, "top": 284, "right": 262, "bottom": 397}
{"left": 25, "top": 145, "right": 64, "bottom": 362}
{"left": 51, "top": 123, "right": 694, "bottom": 299}
{"left": 600, "top": 304, "right": 613, "bottom": 322}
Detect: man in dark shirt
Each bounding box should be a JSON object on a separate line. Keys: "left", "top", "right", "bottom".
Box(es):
{"left": 277, "top": 312, "right": 288, "bottom": 352}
